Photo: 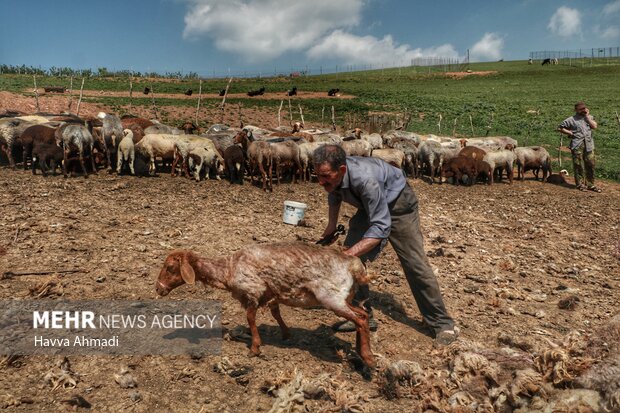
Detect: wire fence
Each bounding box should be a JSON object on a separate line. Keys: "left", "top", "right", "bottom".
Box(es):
{"left": 0, "top": 56, "right": 467, "bottom": 80}
{"left": 529, "top": 46, "right": 620, "bottom": 66}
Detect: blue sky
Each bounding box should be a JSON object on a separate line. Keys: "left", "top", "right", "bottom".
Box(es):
{"left": 1, "top": 0, "right": 619, "bottom": 77}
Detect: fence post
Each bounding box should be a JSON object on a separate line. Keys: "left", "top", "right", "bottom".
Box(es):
{"left": 33, "top": 75, "right": 40, "bottom": 112}
{"left": 76, "top": 78, "right": 85, "bottom": 116}
{"left": 195, "top": 79, "right": 202, "bottom": 126}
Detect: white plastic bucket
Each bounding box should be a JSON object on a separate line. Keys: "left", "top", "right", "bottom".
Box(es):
{"left": 283, "top": 201, "right": 308, "bottom": 225}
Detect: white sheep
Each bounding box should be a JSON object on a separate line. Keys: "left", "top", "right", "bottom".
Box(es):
{"left": 417, "top": 140, "right": 444, "bottom": 183}
{"left": 483, "top": 149, "right": 516, "bottom": 184}
{"left": 341, "top": 139, "right": 372, "bottom": 157}
{"left": 116, "top": 129, "right": 135, "bottom": 175}
{"left": 188, "top": 146, "right": 224, "bottom": 182}
{"left": 363, "top": 133, "right": 384, "bottom": 150}
{"left": 514, "top": 146, "right": 552, "bottom": 181}
{"left": 371, "top": 148, "right": 406, "bottom": 170}
{"left": 298, "top": 141, "right": 327, "bottom": 181}
{"left": 135, "top": 134, "right": 177, "bottom": 176}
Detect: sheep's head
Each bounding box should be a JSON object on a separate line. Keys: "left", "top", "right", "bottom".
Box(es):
{"left": 156, "top": 250, "right": 196, "bottom": 296}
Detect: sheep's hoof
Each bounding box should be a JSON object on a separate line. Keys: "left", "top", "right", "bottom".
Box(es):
{"left": 248, "top": 348, "right": 261, "bottom": 358}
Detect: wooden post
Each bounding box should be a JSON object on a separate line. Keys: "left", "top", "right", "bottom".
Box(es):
{"left": 76, "top": 78, "right": 85, "bottom": 116}
{"left": 150, "top": 84, "right": 158, "bottom": 120}
{"left": 321, "top": 106, "right": 325, "bottom": 126}
{"left": 298, "top": 105, "right": 304, "bottom": 127}
{"left": 485, "top": 112, "right": 494, "bottom": 137}
{"left": 331, "top": 106, "right": 336, "bottom": 131}
{"left": 195, "top": 79, "right": 202, "bottom": 126}
{"left": 278, "top": 100, "right": 283, "bottom": 127}
{"left": 615, "top": 111, "right": 620, "bottom": 128}
{"left": 67, "top": 76, "right": 74, "bottom": 111}
{"left": 469, "top": 114, "right": 474, "bottom": 137}
{"left": 288, "top": 97, "right": 293, "bottom": 126}
{"left": 452, "top": 117, "right": 458, "bottom": 136}
{"left": 558, "top": 134, "right": 563, "bottom": 167}
{"left": 220, "top": 77, "right": 233, "bottom": 123}
{"left": 437, "top": 113, "right": 442, "bottom": 134}
{"left": 237, "top": 103, "right": 243, "bottom": 127}
{"left": 33, "top": 75, "right": 40, "bottom": 112}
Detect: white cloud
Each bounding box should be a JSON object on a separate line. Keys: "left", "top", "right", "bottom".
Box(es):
{"left": 469, "top": 33, "right": 504, "bottom": 62}
{"left": 547, "top": 7, "right": 582, "bottom": 37}
{"left": 600, "top": 26, "right": 620, "bottom": 39}
{"left": 306, "top": 30, "right": 459, "bottom": 66}
{"left": 603, "top": 0, "right": 620, "bottom": 16}
{"left": 183, "top": 0, "right": 363, "bottom": 62}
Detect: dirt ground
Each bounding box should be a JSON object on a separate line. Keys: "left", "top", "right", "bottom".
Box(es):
{"left": 0, "top": 93, "right": 619, "bottom": 412}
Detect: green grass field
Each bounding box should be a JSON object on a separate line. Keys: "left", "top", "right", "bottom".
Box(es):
{"left": 2, "top": 60, "right": 619, "bottom": 180}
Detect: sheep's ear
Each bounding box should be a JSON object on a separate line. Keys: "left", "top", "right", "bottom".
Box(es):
{"left": 180, "top": 253, "right": 196, "bottom": 285}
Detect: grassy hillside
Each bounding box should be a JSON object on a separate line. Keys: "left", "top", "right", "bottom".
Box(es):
{"left": 2, "top": 60, "right": 619, "bottom": 179}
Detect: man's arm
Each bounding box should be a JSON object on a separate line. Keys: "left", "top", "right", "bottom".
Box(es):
{"left": 321, "top": 200, "right": 341, "bottom": 239}
{"left": 343, "top": 237, "right": 382, "bottom": 257}
{"left": 558, "top": 127, "right": 574, "bottom": 137}
{"left": 584, "top": 109, "right": 597, "bottom": 129}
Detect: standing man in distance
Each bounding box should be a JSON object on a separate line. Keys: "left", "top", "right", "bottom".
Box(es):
{"left": 558, "top": 102, "right": 601, "bottom": 192}
{"left": 313, "top": 145, "right": 458, "bottom": 345}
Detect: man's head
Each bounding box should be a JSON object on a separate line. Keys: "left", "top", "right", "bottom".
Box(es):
{"left": 575, "top": 102, "right": 587, "bottom": 115}
{"left": 313, "top": 145, "right": 347, "bottom": 193}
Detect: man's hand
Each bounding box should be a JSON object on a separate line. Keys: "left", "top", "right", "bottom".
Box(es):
{"left": 316, "top": 224, "right": 346, "bottom": 246}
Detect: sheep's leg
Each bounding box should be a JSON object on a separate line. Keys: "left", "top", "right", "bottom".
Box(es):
{"left": 246, "top": 306, "right": 262, "bottom": 356}
{"left": 116, "top": 150, "right": 123, "bottom": 175}
{"left": 40, "top": 157, "right": 48, "bottom": 177}
{"left": 79, "top": 150, "right": 89, "bottom": 178}
{"left": 104, "top": 137, "right": 113, "bottom": 170}
{"left": 62, "top": 147, "right": 69, "bottom": 178}
{"left": 268, "top": 303, "right": 290, "bottom": 340}
{"left": 171, "top": 153, "right": 179, "bottom": 177}
{"left": 23, "top": 145, "right": 29, "bottom": 170}
{"left": 332, "top": 304, "right": 375, "bottom": 368}
{"left": 267, "top": 159, "right": 273, "bottom": 192}
{"left": 128, "top": 148, "right": 135, "bottom": 175}
{"left": 89, "top": 144, "right": 98, "bottom": 174}
{"left": 50, "top": 159, "right": 58, "bottom": 176}
{"left": 5, "top": 143, "right": 15, "bottom": 169}
{"left": 31, "top": 155, "right": 38, "bottom": 175}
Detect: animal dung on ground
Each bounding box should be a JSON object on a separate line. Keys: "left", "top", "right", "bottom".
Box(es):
{"left": 558, "top": 295, "right": 580, "bottom": 310}
{"left": 114, "top": 366, "right": 137, "bottom": 388}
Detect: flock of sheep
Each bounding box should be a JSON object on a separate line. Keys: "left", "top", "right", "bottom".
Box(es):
{"left": 0, "top": 110, "right": 561, "bottom": 190}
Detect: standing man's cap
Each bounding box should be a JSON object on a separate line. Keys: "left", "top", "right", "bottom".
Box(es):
{"left": 575, "top": 102, "right": 586, "bottom": 110}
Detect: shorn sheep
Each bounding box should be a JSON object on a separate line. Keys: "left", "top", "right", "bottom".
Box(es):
{"left": 514, "top": 146, "right": 552, "bottom": 182}
{"left": 156, "top": 243, "right": 375, "bottom": 368}
{"left": 55, "top": 123, "right": 97, "bottom": 178}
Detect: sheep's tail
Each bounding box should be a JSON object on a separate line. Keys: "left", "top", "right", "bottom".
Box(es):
{"left": 350, "top": 258, "right": 372, "bottom": 285}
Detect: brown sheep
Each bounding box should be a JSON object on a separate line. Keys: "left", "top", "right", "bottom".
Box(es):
{"left": 441, "top": 155, "right": 478, "bottom": 185}
{"left": 156, "top": 243, "right": 375, "bottom": 368}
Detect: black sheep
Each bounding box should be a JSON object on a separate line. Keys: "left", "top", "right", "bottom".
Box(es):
{"left": 223, "top": 145, "right": 245, "bottom": 185}
{"left": 328, "top": 88, "right": 339, "bottom": 96}
{"left": 31, "top": 143, "right": 63, "bottom": 176}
